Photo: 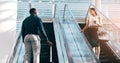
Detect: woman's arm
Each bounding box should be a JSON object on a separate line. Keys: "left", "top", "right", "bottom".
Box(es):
{"left": 81, "top": 17, "right": 89, "bottom": 32}
{"left": 97, "top": 16, "right": 103, "bottom": 27}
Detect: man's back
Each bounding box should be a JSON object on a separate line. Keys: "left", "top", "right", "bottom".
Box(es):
{"left": 21, "top": 8, "right": 52, "bottom": 63}
{"left": 22, "top": 14, "right": 39, "bottom": 35}
{"left": 22, "top": 14, "right": 48, "bottom": 41}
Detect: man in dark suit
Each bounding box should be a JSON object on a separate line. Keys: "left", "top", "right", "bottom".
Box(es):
{"left": 22, "top": 8, "right": 52, "bottom": 63}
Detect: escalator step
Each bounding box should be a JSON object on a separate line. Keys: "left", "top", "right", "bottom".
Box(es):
{"left": 40, "top": 55, "right": 49, "bottom": 58}
{"left": 41, "top": 49, "right": 49, "bottom": 51}
{"left": 40, "top": 58, "right": 49, "bottom": 63}
{"left": 100, "top": 55, "right": 108, "bottom": 59}
{"left": 100, "top": 59, "right": 110, "bottom": 62}
{"left": 40, "top": 53, "right": 49, "bottom": 56}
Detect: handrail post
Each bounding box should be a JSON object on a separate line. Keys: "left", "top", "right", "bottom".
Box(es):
{"left": 29, "top": 0, "right": 31, "bottom": 9}
{"left": 52, "top": 4, "right": 56, "bottom": 19}
{"left": 63, "top": 4, "right": 67, "bottom": 20}
{"left": 50, "top": 46, "right": 53, "bottom": 63}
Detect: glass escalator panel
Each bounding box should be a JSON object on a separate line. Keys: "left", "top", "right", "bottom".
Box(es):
{"left": 53, "top": 4, "right": 100, "bottom": 63}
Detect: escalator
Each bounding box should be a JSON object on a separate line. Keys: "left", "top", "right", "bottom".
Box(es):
{"left": 53, "top": 4, "right": 100, "bottom": 63}
{"left": 99, "top": 42, "right": 120, "bottom": 63}
{"left": 8, "top": 22, "right": 58, "bottom": 63}
{"left": 8, "top": 1, "right": 101, "bottom": 63}
{"left": 79, "top": 4, "right": 120, "bottom": 63}
{"left": 8, "top": 1, "right": 58, "bottom": 63}
{"left": 92, "top": 5, "right": 120, "bottom": 63}
{"left": 40, "top": 23, "right": 58, "bottom": 63}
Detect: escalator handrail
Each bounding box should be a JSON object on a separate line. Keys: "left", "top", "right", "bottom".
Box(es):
{"left": 53, "top": 4, "right": 74, "bottom": 63}
{"left": 63, "top": 3, "right": 96, "bottom": 55}
{"left": 7, "top": 3, "right": 30, "bottom": 62}
{"left": 7, "top": 31, "right": 22, "bottom": 63}
{"left": 49, "top": 3, "right": 57, "bottom": 63}
{"left": 58, "top": 5, "right": 74, "bottom": 63}
{"left": 59, "top": 20, "right": 74, "bottom": 63}
{"left": 52, "top": 3, "right": 68, "bottom": 62}
{"left": 53, "top": 18, "right": 70, "bottom": 63}
{"left": 63, "top": 4, "right": 100, "bottom": 63}
{"left": 66, "top": 3, "right": 94, "bottom": 53}
{"left": 54, "top": 3, "right": 100, "bottom": 63}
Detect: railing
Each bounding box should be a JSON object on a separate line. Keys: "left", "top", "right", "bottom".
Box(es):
{"left": 7, "top": 14, "right": 28, "bottom": 63}
{"left": 7, "top": 2, "right": 30, "bottom": 63}
{"left": 64, "top": 4, "right": 100, "bottom": 63}
{"left": 53, "top": 3, "right": 100, "bottom": 63}
{"left": 50, "top": 3, "right": 56, "bottom": 63}
{"left": 66, "top": 3, "right": 95, "bottom": 54}
{"left": 53, "top": 17, "right": 70, "bottom": 63}
{"left": 86, "top": 4, "right": 120, "bottom": 59}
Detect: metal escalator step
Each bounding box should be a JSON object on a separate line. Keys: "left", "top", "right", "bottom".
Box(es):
{"left": 41, "top": 44, "right": 49, "bottom": 47}
{"left": 41, "top": 44, "right": 48, "bottom": 45}
{"left": 41, "top": 50, "right": 49, "bottom": 53}
{"left": 40, "top": 59, "right": 49, "bottom": 63}
{"left": 100, "top": 59, "right": 110, "bottom": 62}
{"left": 41, "top": 45, "right": 49, "bottom": 50}
{"left": 41, "top": 46, "right": 49, "bottom": 50}
{"left": 41, "top": 48, "right": 49, "bottom": 52}
{"left": 100, "top": 55, "right": 108, "bottom": 59}
{"left": 40, "top": 52, "right": 50, "bottom": 62}
{"left": 100, "top": 51, "right": 106, "bottom": 55}
{"left": 40, "top": 55, "right": 49, "bottom": 58}
{"left": 41, "top": 52, "right": 49, "bottom": 55}
{"left": 40, "top": 54, "right": 49, "bottom": 62}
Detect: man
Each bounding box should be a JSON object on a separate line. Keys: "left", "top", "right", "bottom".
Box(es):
{"left": 21, "top": 8, "right": 52, "bottom": 63}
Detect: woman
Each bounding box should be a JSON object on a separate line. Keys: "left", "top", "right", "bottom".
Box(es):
{"left": 81, "top": 8, "right": 102, "bottom": 59}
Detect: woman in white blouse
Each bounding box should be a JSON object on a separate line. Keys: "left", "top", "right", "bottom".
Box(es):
{"left": 81, "top": 8, "right": 102, "bottom": 59}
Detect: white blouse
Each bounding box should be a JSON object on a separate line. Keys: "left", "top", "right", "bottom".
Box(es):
{"left": 88, "top": 15, "right": 100, "bottom": 27}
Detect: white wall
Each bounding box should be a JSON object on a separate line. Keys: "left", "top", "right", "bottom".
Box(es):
{"left": 101, "top": 0, "right": 120, "bottom": 19}
{"left": 101, "top": 0, "right": 120, "bottom": 28}
{"left": 0, "top": 0, "right": 17, "bottom": 63}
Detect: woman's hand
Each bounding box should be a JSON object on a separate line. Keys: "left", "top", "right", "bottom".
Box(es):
{"left": 81, "top": 29, "right": 84, "bottom": 33}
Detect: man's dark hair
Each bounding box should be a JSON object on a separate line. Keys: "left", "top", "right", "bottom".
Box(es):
{"left": 29, "top": 8, "right": 36, "bottom": 14}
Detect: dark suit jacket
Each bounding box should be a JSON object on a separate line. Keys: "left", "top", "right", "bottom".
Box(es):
{"left": 21, "top": 14, "right": 48, "bottom": 42}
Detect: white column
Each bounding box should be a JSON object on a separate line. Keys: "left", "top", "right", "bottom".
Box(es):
{"left": 95, "top": 0, "right": 101, "bottom": 11}
{"left": 52, "top": 4, "right": 55, "bottom": 18}
{"left": 39, "top": 0, "right": 42, "bottom": 3}
{"left": 29, "top": 0, "right": 32, "bottom": 9}
{"left": 52, "top": 0, "right": 55, "bottom": 18}
{"left": 91, "top": 0, "right": 95, "bottom": 5}
{"left": 91, "top": 0, "right": 101, "bottom": 11}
